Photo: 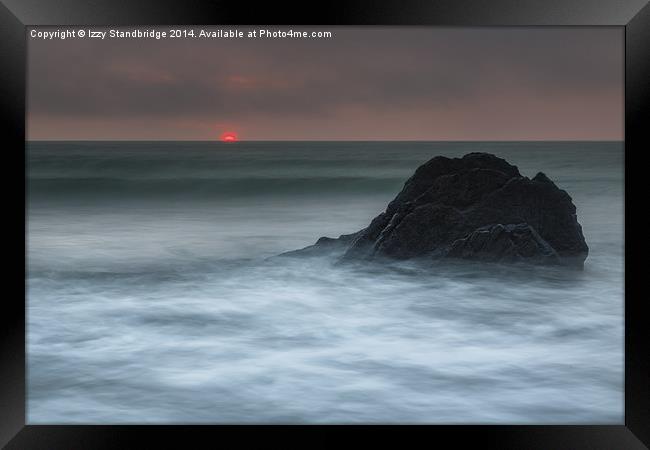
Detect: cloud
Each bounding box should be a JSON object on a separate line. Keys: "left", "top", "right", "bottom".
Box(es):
{"left": 27, "top": 27, "right": 623, "bottom": 140}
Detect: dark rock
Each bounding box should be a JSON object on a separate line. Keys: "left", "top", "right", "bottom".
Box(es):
{"left": 445, "top": 223, "right": 561, "bottom": 264}
{"left": 277, "top": 232, "right": 360, "bottom": 258}
{"left": 281, "top": 153, "right": 589, "bottom": 268}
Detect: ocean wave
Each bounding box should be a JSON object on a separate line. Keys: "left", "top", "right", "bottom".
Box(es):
{"left": 28, "top": 176, "right": 406, "bottom": 199}
{"left": 26, "top": 141, "right": 624, "bottom": 423}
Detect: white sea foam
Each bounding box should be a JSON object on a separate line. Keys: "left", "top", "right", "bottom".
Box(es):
{"left": 27, "top": 141, "right": 624, "bottom": 423}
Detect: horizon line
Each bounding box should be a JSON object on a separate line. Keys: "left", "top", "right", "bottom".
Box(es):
{"left": 26, "top": 139, "right": 625, "bottom": 143}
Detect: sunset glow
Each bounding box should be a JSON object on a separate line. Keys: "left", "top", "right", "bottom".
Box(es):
{"left": 220, "top": 132, "right": 238, "bottom": 142}
{"left": 27, "top": 27, "right": 623, "bottom": 141}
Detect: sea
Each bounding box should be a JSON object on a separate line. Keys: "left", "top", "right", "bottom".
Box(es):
{"left": 26, "top": 141, "right": 624, "bottom": 424}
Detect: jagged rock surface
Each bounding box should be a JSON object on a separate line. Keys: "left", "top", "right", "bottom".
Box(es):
{"left": 445, "top": 223, "right": 560, "bottom": 264}
{"left": 281, "top": 153, "right": 588, "bottom": 267}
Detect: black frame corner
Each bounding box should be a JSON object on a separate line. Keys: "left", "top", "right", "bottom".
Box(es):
{"left": 2, "top": 0, "right": 649, "bottom": 448}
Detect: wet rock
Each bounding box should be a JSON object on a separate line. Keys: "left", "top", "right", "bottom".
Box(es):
{"left": 277, "top": 232, "right": 360, "bottom": 259}
{"left": 445, "top": 223, "right": 561, "bottom": 264}
{"left": 281, "top": 153, "right": 588, "bottom": 268}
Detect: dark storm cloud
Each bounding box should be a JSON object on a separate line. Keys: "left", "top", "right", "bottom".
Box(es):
{"left": 27, "top": 27, "right": 623, "bottom": 140}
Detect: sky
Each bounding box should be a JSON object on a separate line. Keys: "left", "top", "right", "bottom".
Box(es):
{"left": 27, "top": 27, "right": 623, "bottom": 141}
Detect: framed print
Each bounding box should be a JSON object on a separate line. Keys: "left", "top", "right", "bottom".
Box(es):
{"left": 1, "top": 0, "right": 648, "bottom": 448}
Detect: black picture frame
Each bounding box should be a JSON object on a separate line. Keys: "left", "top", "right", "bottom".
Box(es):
{"left": 2, "top": 0, "right": 648, "bottom": 448}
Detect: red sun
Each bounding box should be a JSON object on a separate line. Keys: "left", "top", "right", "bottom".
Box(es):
{"left": 220, "top": 132, "right": 238, "bottom": 142}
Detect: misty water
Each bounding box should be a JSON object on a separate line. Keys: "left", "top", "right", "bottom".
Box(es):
{"left": 27, "top": 141, "right": 624, "bottom": 423}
